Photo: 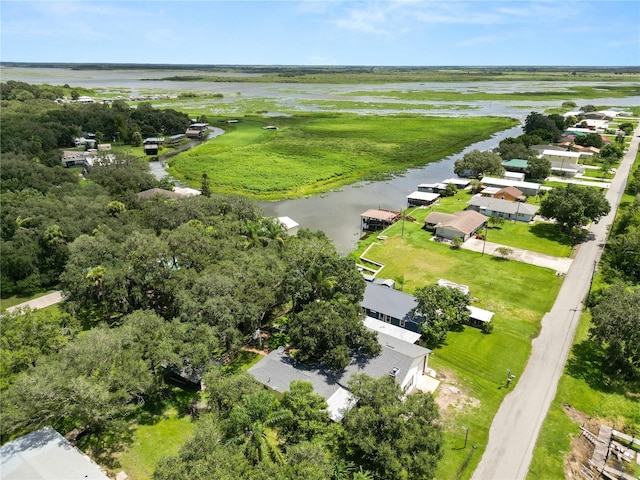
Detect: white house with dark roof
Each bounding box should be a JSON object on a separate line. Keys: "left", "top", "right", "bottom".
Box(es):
{"left": 466, "top": 195, "right": 539, "bottom": 223}
{"left": 248, "top": 328, "right": 431, "bottom": 421}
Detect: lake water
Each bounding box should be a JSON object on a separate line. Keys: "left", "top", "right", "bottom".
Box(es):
{"left": 3, "top": 67, "right": 638, "bottom": 252}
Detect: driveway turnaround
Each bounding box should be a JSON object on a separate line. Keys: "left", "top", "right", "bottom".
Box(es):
{"left": 5, "top": 291, "right": 63, "bottom": 314}
{"left": 472, "top": 124, "right": 640, "bottom": 480}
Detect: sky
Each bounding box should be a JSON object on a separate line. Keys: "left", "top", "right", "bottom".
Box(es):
{"left": 1, "top": 1, "right": 639, "bottom": 66}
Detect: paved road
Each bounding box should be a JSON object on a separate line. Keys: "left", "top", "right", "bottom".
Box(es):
{"left": 472, "top": 125, "right": 640, "bottom": 480}
{"left": 4, "top": 291, "right": 63, "bottom": 314}
{"left": 462, "top": 238, "right": 573, "bottom": 274}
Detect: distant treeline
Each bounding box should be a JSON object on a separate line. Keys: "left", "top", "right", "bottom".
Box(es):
{"left": 3, "top": 62, "right": 640, "bottom": 74}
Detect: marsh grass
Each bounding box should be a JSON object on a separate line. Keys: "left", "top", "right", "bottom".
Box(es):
{"left": 167, "top": 114, "right": 517, "bottom": 200}
{"left": 343, "top": 85, "right": 640, "bottom": 102}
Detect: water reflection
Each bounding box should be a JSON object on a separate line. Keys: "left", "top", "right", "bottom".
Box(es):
{"left": 260, "top": 125, "right": 524, "bottom": 253}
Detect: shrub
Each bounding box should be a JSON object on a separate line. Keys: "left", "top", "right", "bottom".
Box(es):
{"left": 481, "top": 321, "right": 494, "bottom": 334}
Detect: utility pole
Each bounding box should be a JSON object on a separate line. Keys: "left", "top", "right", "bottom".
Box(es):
{"left": 481, "top": 222, "right": 488, "bottom": 256}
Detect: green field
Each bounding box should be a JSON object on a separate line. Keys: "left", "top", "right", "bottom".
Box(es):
{"left": 167, "top": 113, "right": 517, "bottom": 200}
{"left": 343, "top": 84, "right": 640, "bottom": 102}
{"left": 351, "top": 210, "right": 563, "bottom": 479}
{"left": 144, "top": 67, "right": 640, "bottom": 84}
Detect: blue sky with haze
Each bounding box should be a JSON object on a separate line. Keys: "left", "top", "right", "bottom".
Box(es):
{"left": 1, "top": 1, "right": 638, "bottom": 66}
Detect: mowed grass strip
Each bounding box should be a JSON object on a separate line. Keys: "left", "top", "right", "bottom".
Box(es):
{"left": 167, "top": 114, "right": 517, "bottom": 200}
{"left": 353, "top": 213, "right": 563, "bottom": 479}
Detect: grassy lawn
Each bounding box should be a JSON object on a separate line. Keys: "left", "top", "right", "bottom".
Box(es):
{"left": 108, "top": 389, "right": 199, "bottom": 480}
{"left": 352, "top": 213, "right": 562, "bottom": 480}
{"left": 115, "top": 411, "right": 195, "bottom": 480}
{"left": 167, "top": 113, "right": 517, "bottom": 200}
{"left": 527, "top": 312, "right": 640, "bottom": 479}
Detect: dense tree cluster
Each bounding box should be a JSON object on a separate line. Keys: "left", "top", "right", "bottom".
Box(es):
{"left": 589, "top": 285, "right": 640, "bottom": 380}
{"left": 453, "top": 149, "right": 504, "bottom": 178}
{"left": 1, "top": 81, "right": 189, "bottom": 165}
{"left": 414, "top": 284, "right": 471, "bottom": 347}
{"left": 0, "top": 81, "right": 444, "bottom": 475}
{"left": 539, "top": 184, "right": 610, "bottom": 238}
{"left": 153, "top": 372, "right": 442, "bottom": 480}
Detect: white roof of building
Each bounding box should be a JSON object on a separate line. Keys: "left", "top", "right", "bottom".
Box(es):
{"left": 467, "top": 305, "right": 494, "bottom": 323}
{"left": 541, "top": 150, "right": 581, "bottom": 158}
{"left": 173, "top": 187, "right": 202, "bottom": 196}
{"left": 326, "top": 388, "right": 358, "bottom": 422}
{"left": 503, "top": 171, "right": 525, "bottom": 181}
{"left": 407, "top": 191, "right": 440, "bottom": 202}
{"left": 0, "top": 427, "right": 110, "bottom": 480}
{"left": 480, "top": 177, "right": 542, "bottom": 192}
{"left": 442, "top": 178, "right": 471, "bottom": 187}
{"left": 363, "top": 316, "right": 422, "bottom": 344}
{"left": 278, "top": 216, "right": 299, "bottom": 230}
{"left": 480, "top": 187, "right": 501, "bottom": 195}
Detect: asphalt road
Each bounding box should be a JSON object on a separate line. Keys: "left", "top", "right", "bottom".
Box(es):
{"left": 472, "top": 124, "right": 640, "bottom": 480}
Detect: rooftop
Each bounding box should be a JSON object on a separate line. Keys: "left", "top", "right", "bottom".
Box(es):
{"left": 0, "top": 427, "right": 110, "bottom": 480}
{"left": 467, "top": 195, "right": 539, "bottom": 216}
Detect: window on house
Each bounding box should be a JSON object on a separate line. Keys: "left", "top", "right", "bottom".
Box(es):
{"left": 399, "top": 319, "right": 406, "bottom": 328}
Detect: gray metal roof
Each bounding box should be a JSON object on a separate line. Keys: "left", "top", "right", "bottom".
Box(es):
{"left": 361, "top": 283, "right": 419, "bottom": 322}
{"left": 248, "top": 329, "right": 431, "bottom": 421}
{"left": 0, "top": 427, "right": 110, "bottom": 480}
{"left": 467, "top": 195, "right": 539, "bottom": 216}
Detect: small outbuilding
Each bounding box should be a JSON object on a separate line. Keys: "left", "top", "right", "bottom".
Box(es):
{"left": 360, "top": 209, "right": 401, "bottom": 231}
{"left": 407, "top": 191, "right": 440, "bottom": 207}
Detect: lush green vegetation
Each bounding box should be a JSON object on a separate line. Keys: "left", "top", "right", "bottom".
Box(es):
{"left": 351, "top": 202, "right": 563, "bottom": 479}
{"left": 120, "top": 65, "right": 640, "bottom": 84}
{"left": 344, "top": 84, "right": 640, "bottom": 102}
{"left": 168, "top": 114, "right": 517, "bottom": 199}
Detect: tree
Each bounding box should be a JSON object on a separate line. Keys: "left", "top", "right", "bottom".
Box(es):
{"left": 414, "top": 284, "right": 471, "bottom": 347}
{"left": 1, "top": 324, "right": 156, "bottom": 439}
{"left": 526, "top": 156, "right": 551, "bottom": 180}
{"left": 488, "top": 215, "right": 505, "bottom": 228}
{"left": 453, "top": 150, "right": 504, "bottom": 178}
{"left": 495, "top": 246, "right": 513, "bottom": 259}
{"left": 131, "top": 131, "right": 143, "bottom": 146}
{"left": 289, "top": 299, "right": 380, "bottom": 372}
{"left": 201, "top": 173, "right": 211, "bottom": 197}
{"left": 277, "top": 381, "right": 332, "bottom": 444}
{"left": 539, "top": 184, "right": 610, "bottom": 237}
{"left": 343, "top": 375, "right": 443, "bottom": 480}
{"left": 523, "top": 112, "right": 561, "bottom": 142}
{"left": 0, "top": 307, "right": 79, "bottom": 390}
{"left": 441, "top": 183, "right": 457, "bottom": 197}
{"left": 496, "top": 138, "right": 535, "bottom": 161}
{"left": 600, "top": 143, "right": 624, "bottom": 162}
{"left": 575, "top": 133, "right": 604, "bottom": 148}
{"left": 589, "top": 284, "right": 640, "bottom": 379}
